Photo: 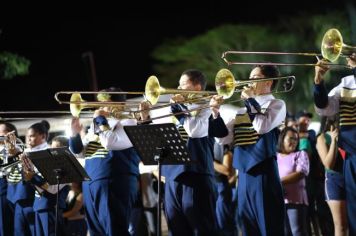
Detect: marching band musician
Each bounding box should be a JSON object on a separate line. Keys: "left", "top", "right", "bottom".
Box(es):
{"left": 161, "top": 69, "right": 228, "bottom": 235}
{"left": 69, "top": 87, "right": 150, "bottom": 236}
{"left": 21, "top": 120, "right": 70, "bottom": 236}
{"left": 313, "top": 53, "right": 356, "bottom": 235}
{"left": 0, "top": 121, "right": 19, "bottom": 236}
{"left": 210, "top": 65, "right": 286, "bottom": 236}
{"left": 4, "top": 121, "right": 37, "bottom": 236}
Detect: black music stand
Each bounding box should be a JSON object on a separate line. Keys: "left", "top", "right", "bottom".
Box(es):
{"left": 27, "top": 147, "right": 90, "bottom": 236}
{"left": 124, "top": 123, "right": 191, "bottom": 236}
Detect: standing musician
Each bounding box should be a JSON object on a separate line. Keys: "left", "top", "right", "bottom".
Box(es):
{"left": 313, "top": 53, "right": 356, "bottom": 235}
{"left": 161, "top": 69, "right": 228, "bottom": 235}
{"left": 210, "top": 65, "right": 286, "bottom": 236}
{"left": 0, "top": 121, "right": 19, "bottom": 236}
{"left": 21, "top": 120, "right": 70, "bottom": 236}
{"left": 69, "top": 87, "right": 150, "bottom": 236}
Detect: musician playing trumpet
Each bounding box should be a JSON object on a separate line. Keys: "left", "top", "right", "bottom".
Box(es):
{"left": 210, "top": 65, "right": 286, "bottom": 236}
{"left": 69, "top": 87, "right": 150, "bottom": 236}
{"left": 0, "top": 122, "right": 20, "bottom": 236}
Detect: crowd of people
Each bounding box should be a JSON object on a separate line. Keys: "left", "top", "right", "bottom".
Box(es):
{"left": 0, "top": 53, "right": 355, "bottom": 236}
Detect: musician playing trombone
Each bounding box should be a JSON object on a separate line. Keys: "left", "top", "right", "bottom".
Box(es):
{"left": 69, "top": 87, "right": 150, "bottom": 236}
{"left": 161, "top": 69, "right": 228, "bottom": 235}
{"left": 210, "top": 65, "right": 286, "bottom": 236}
{"left": 313, "top": 53, "right": 356, "bottom": 236}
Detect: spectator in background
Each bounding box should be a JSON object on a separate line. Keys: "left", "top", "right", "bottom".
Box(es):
{"left": 63, "top": 182, "right": 87, "bottom": 236}
{"left": 316, "top": 116, "right": 348, "bottom": 236}
{"left": 277, "top": 127, "right": 309, "bottom": 236}
{"left": 296, "top": 110, "right": 334, "bottom": 236}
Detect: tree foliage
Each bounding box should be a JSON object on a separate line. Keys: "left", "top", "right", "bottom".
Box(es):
{"left": 0, "top": 51, "right": 30, "bottom": 80}
{"left": 151, "top": 11, "right": 351, "bottom": 116}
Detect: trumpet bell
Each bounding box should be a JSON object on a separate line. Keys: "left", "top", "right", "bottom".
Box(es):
{"left": 215, "top": 69, "right": 236, "bottom": 99}
{"left": 321, "top": 28, "right": 343, "bottom": 62}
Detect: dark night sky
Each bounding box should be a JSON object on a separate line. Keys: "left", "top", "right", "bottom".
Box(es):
{"left": 0, "top": 2, "right": 345, "bottom": 112}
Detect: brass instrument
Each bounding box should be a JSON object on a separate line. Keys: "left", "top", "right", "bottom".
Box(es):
{"left": 55, "top": 76, "right": 217, "bottom": 117}
{"left": 144, "top": 75, "right": 216, "bottom": 105}
{"left": 0, "top": 160, "right": 21, "bottom": 176}
{"left": 222, "top": 28, "right": 355, "bottom": 68}
{"left": 215, "top": 68, "right": 296, "bottom": 98}
{"left": 138, "top": 69, "right": 295, "bottom": 123}
{"left": 55, "top": 91, "right": 142, "bottom": 117}
{"left": 0, "top": 133, "right": 25, "bottom": 176}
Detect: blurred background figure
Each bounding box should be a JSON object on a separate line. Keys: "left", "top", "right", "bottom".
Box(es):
{"left": 62, "top": 182, "right": 87, "bottom": 236}
{"left": 296, "top": 110, "right": 333, "bottom": 236}
{"left": 277, "top": 127, "right": 309, "bottom": 236}
{"left": 213, "top": 142, "right": 238, "bottom": 236}
{"left": 316, "top": 116, "right": 348, "bottom": 236}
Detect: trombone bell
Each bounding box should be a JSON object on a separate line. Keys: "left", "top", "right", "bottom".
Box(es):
{"left": 321, "top": 28, "right": 343, "bottom": 62}
{"left": 145, "top": 76, "right": 161, "bottom": 105}
{"left": 215, "top": 69, "right": 236, "bottom": 99}
{"left": 70, "top": 93, "right": 89, "bottom": 117}
{"left": 321, "top": 28, "right": 356, "bottom": 62}
{"left": 215, "top": 68, "right": 295, "bottom": 99}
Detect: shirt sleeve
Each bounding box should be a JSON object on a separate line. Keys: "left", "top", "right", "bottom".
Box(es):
{"left": 314, "top": 81, "right": 341, "bottom": 117}
{"left": 214, "top": 116, "right": 235, "bottom": 145}
{"left": 252, "top": 99, "right": 286, "bottom": 134}
{"left": 183, "top": 107, "right": 211, "bottom": 138}
{"left": 98, "top": 119, "right": 136, "bottom": 150}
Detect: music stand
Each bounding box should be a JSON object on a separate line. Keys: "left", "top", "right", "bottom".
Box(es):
{"left": 124, "top": 123, "right": 191, "bottom": 236}
{"left": 27, "top": 147, "right": 90, "bottom": 236}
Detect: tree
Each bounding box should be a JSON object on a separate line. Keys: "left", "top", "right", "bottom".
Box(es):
{"left": 0, "top": 51, "right": 30, "bottom": 80}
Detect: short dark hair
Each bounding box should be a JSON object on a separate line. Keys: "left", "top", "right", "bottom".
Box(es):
{"left": 253, "top": 64, "right": 280, "bottom": 90}
{"left": 51, "top": 135, "right": 69, "bottom": 147}
{"left": 276, "top": 127, "right": 299, "bottom": 153}
{"left": 181, "top": 69, "right": 207, "bottom": 90}
{"left": 0, "top": 121, "right": 18, "bottom": 137}
{"left": 296, "top": 110, "right": 313, "bottom": 119}
{"left": 97, "top": 87, "right": 126, "bottom": 102}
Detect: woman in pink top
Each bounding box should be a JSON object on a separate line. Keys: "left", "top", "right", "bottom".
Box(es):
{"left": 277, "top": 127, "right": 310, "bottom": 236}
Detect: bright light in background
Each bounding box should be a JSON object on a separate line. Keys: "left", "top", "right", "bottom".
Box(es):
{"left": 65, "top": 126, "right": 73, "bottom": 138}
{"left": 309, "top": 121, "right": 321, "bottom": 134}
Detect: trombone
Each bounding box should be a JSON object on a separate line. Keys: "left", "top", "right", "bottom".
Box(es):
{"left": 137, "top": 69, "right": 296, "bottom": 123}
{"left": 55, "top": 76, "right": 218, "bottom": 117}
{"left": 55, "top": 91, "right": 143, "bottom": 117}
{"left": 145, "top": 75, "right": 216, "bottom": 105}
{"left": 222, "top": 28, "right": 355, "bottom": 68}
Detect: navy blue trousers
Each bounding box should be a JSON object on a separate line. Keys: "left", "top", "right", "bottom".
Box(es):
{"left": 344, "top": 155, "right": 356, "bottom": 235}
{"left": 14, "top": 200, "right": 35, "bottom": 236}
{"left": 164, "top": 173, "right": 218, "bottom": 236}
{"left": 0, "top": 190, "right": 13, "bottom": 236}
{"left": 83, "top": 175, "right": 138, "bottom": 236}
{"left": 237, "top": 159, "right": 285, "bottom": 236}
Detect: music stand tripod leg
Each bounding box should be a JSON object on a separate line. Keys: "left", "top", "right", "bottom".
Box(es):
{"left": 53, "top": 169, "right": 62, "bottom": 236}
{"left": 154, "top": 147, "right": 164, "bottom": 236}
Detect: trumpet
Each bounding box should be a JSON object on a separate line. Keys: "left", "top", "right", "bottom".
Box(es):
{"left": 0, "top": 133, "right": 25, "bottom": 174}
{"left": 222, "top": 28, "right": 355, "bottom": 68}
